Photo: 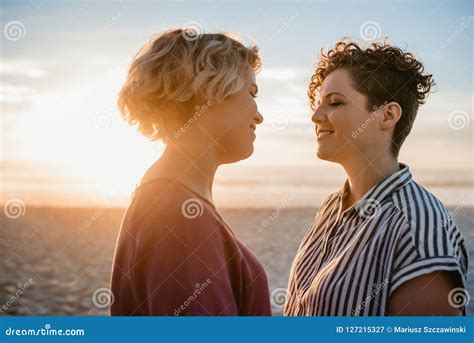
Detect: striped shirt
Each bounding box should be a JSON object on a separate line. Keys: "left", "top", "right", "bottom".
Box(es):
{"left": 284, "top": 164, "right": 469, "bottom": 316}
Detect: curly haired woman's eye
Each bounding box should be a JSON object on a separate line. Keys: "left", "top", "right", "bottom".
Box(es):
{"left": 330, "top": 102, "right": 343, "bottom": 107}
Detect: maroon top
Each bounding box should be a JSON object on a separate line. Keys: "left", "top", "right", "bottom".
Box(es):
{"left": 110, "top": 179, "right": 272, "bottom": 316}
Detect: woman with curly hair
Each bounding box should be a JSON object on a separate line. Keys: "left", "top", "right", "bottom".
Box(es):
{"left": 284, "top": 41, "right": 469, "bottom": 316}
{"left": 110, "top": 28, "right": 270, "bottom": 316}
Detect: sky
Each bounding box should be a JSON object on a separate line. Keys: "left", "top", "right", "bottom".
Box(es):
{"left": 1, "top": 0, "right": 473, "bottom": 207}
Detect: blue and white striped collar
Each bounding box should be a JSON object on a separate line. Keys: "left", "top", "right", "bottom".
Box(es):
{"left": 338, "top": 163, "right": 413, "bottom": 218}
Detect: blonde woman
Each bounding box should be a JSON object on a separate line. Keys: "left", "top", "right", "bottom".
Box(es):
{"left": 110, "top": 29, "right": 271, "bottom": 316}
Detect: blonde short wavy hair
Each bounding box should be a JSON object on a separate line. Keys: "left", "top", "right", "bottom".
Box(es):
{"left": 118, "top": 28, "right": 261, "bottom": 141}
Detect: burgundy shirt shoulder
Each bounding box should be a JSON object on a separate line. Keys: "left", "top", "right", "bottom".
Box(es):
{"left": 110, "top": 179, "right": 271, "bottom": 316}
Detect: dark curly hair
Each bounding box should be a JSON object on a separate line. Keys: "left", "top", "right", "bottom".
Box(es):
{"left": 308, "top": 41, "right": 434, "bottom": 157}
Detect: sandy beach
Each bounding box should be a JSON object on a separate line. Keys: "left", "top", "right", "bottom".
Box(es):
{"left": 1, "top": 206, "right": 472, "bottom": 316}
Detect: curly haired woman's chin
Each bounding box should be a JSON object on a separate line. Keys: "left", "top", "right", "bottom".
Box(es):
{"left": 110, "top": 28, "right": 271, "bottom": 316}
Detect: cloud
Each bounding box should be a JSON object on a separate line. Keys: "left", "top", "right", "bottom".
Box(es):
{"left": 0, "top": 60, "right": 48, "bottom": 79}
{"left": 0, "top": 84, "right": 35, "bottom": 112}
{"left": 258, "top": 67, "right": 307, "bottom": 82}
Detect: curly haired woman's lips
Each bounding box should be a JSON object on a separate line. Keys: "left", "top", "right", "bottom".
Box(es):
{"left": 316, "top": 127, "right": 335, "bottom": 140}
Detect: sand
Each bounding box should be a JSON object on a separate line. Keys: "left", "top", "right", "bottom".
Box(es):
{"left": 1, "top": 206, "right": 472, "bottom": 316}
